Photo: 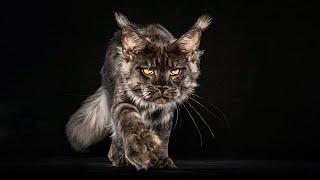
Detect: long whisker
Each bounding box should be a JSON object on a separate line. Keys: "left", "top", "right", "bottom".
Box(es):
{"left": 185, "top": 101, "right": 215, "bottom": 140}
{"left": 181, "top": 103, "right": 203, "bottom": 148}
{"left": 188, "top": 95, "right": 218, "bottom": 117}
{"left": 178, "top": 103, "right": 183, "bottom": 128}
{"left": 189, "top": 94, "right": 230, "bottom": 130}
{"left": 173, "top": 104, "right": 179, "bottom": 131}
{"left": 191, "top": 93, "right": 228, "bottom": 120}
{"left": 188, "top": 95, "right": 222, "bottom": 123}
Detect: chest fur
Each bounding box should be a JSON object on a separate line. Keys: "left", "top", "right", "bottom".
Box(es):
{"left": 140, "top": 107, "right": 173, "bottom": 127}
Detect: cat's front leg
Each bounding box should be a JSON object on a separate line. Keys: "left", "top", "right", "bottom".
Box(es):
{"left": 113, "top": 103, "right": 161, "bottom": 170}
{"left": 123, "top": 129, "right": 163, "bottom": 169}
{"left": 150, "top": 123, "right": 177, "bottom": 168}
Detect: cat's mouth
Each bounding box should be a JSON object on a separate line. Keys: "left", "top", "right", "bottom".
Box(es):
{"left": 154, "top": 97, "right": 167, "bottom": 104}
{"left": 142, "top": 90, "right": 178, "bottom": 104}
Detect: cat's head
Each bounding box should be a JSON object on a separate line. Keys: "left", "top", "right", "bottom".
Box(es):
{"left": 114, "top": 12, "right": 212, "bottom": 107}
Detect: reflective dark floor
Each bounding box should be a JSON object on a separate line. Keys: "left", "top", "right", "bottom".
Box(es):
{"left": 1, "top": 157, "right": 320, "bottom": 177}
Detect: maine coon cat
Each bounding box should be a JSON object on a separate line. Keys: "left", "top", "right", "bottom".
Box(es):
{"left": 66, "top": 12, "right": 212, "bottom": 170}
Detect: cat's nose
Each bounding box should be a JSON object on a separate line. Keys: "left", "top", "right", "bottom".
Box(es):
{"left": 158, "top": 86, "right": 169, "bottom": 93}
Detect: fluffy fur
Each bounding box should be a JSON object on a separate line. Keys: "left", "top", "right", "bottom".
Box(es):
{"left": 66, "top": 87, "right": 112, "bottom": 151}
{"left": 65, "top": 12, "right": 211, "bottom": 169}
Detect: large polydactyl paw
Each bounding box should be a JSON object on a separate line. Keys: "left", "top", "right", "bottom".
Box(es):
{"left": 124, "top": 129, "right": 162, "bottom": 170}
{"left": 151, "top": 157, "right": 177, "bottom": 169}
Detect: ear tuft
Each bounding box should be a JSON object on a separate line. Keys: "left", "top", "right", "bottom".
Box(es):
{"left": 114, "top": 12, "right": 132, "bottom": 28}
{"left": 172, "top": 14, "right": 212, "bottom": 54}
{"left": 114, "top": 12, "right": 146, "bottom": 60}
{"left": 193, "top": 14, "right": 213, "bottom": 31}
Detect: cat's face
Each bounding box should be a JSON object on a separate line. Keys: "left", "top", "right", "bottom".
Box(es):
{"left": 115, "top": 12, "right": 211, "bottom": 106}
{"left": 122, "top": 46, "right": 200, "bottom": 106}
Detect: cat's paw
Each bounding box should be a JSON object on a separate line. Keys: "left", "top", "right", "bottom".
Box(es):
{"left": 151, "top": 157, "right": 177, "bottom": 169}
{"left": 123, "top": 130, "right": 162, "bottom": 170}
{"left": 110, "top": 154, "right": 130, "bottom": 167}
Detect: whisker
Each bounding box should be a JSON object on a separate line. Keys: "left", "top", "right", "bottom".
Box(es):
{"left": 188, "top": 95, "right": 222, "bottom": 123}
{"left": 136, "top": 92, "right": 150, "bottom": 105}
{"left": 185, "top": 101, "right": 215, "bottom": 141}
{"left": 190, "top": 94, "right": 231, "bottom": 130}
{"left": 120, "top": 87, "right": 136, "bottom": 103}
{"left": 178, "top": 103, "right": 183, "bottom": 128}
{"left": 188, "top": 95, "right": 218, "bottom": 117}
{"left": 191, "top": 94, "right": 229, "bottom": 121}
{"left": 181, "top": 103, "right": 203, "bottom": 148}
{"left": 173, "top": 104, "right": 179, "bottom": 131}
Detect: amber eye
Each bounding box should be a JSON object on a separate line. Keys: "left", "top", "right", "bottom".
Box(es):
{"left": 170, "top": 68, "right": 181, "bottom": 76}
{"left": 142, "top": 68, "right": 154, "bottom": 76}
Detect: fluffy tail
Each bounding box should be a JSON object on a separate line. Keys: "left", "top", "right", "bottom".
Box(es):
{"left": 66, "top": 86, "right": 112, "bottom": 151}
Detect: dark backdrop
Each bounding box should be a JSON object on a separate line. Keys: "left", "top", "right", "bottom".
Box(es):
{"left": 1, "top": 0, "right": 319, "bottom": 160}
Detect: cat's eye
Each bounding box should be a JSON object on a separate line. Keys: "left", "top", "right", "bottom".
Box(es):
{"left": 142, "top": 68, "right": 154, "bottom": 76}
{"left": 170, "top": 68, "right": 181, "bottom": 76}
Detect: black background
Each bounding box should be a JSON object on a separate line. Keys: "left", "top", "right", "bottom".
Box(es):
{"left": 1, "top": 0, "right": 320, "bottom": 161}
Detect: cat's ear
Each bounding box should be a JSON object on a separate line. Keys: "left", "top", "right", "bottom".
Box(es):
{"left": 114, "top": 12, "right": 146, "bottom": 60}
{"left": 114, "top": 12, "right": 132, "bottom": 28}
{"left": 173, "top": 15, "right": 212, "bottom": 59}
